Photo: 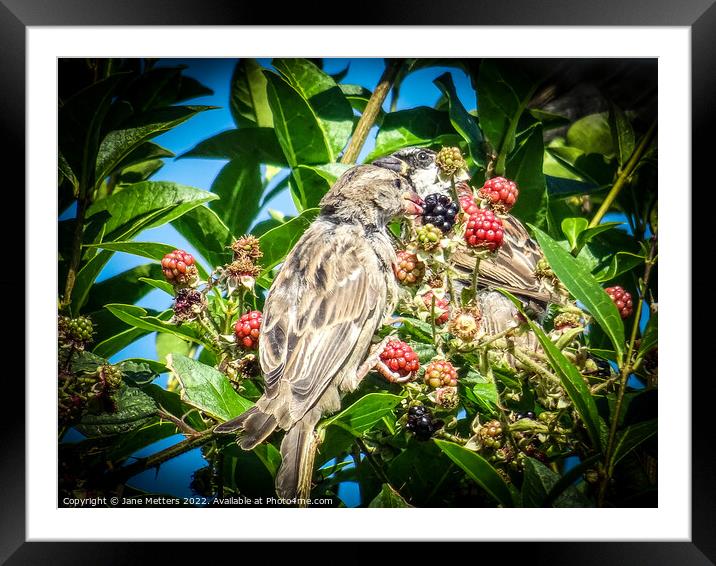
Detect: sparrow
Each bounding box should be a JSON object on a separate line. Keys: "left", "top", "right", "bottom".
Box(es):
{"left": 215, "top": 165, "right": 423, "bottom": 501}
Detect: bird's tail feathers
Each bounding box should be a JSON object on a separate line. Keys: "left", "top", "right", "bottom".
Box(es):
{"left": 213, "top": 406, "right": 278, "bottom": 450}
{"left": 276, "top": 415, "right": 319, "bottom": 503}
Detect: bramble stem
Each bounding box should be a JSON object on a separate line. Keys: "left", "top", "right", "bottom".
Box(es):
{"left": 341, "top": 60, "right": 402, "bottom": 165}
{"left": 587, "top": 121, "right": 656, "bottom": 230}
{"left": 597, "top": 237, "right": 657, "bottom": 507}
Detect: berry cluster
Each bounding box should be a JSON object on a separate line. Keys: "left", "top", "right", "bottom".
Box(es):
{"left": 161, "top": 249, "right": 198, "bottom": 286}
{"left": 58, "top": 315, "right": 94, "bottom": 348}
{"left": 434, "top": 386, "right": 460, "bottom": 410}
{"left": 172, "top": 288, "right": 206, "bottom": 324}
{"left": 424, "top": 359, "right": 458, "bottom": 388}
{"left": 416, "top": 224, "right": 443, "bottom": 250}
{"left": 406, "top": 405, "right": 444, "bottom": 441}
{"left": 553, "top": 312, "right": 581, "bottom": 330}
{"left": 435, "top": 147, "right": 466, "bottom": 176}
{"left": 605, "top": 286, "right": 633, "bottom": 318}
{"left": 380, "top": 340, "right": 420, "bottom": 378}
{"left": 235, "top": 310, "right": 262, "bottom": 349}
{"left": 515, "top": 411, "right": 536, "bottom": 421}
{"left": 464, "top": 209, "right": 504, "bottom": 251}
{"left": 479, "top": 419, "right": 503, "bottom": 448}
{"left": 422, "top": 193, "right": 459, "bottom": 233}
{"left": 448, "top": 307, "right": 482, "bottom": 342}
{"left": 478, "top": 176, "right": 519, "bottom": 212}
{"left": 422, "top": 291, "right": 450, "bottom": 325}
{"left": 394, "top": 250, "right": 425, "bottom": 286}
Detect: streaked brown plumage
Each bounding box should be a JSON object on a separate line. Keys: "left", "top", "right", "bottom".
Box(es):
{"left": 215, "top": 165, "right": 421, "bottom": 500}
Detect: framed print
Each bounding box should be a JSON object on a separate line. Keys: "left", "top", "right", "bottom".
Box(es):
{"left": 5, "top": 0, "right": 707, "bottom": 562}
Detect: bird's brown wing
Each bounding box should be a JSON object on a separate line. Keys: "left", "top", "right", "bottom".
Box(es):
{"left": 259, "top": 225, "right": 386, "bottom": 427}
{"left": 453, "top": 214, "right": 551, "bottom": 303}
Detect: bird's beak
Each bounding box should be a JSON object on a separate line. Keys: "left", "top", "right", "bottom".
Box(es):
{"left": 372, "top": 156, "right": 410, "bottom": 176}
{"left": 402, "top": 190, "right": 424, "bottom": 216}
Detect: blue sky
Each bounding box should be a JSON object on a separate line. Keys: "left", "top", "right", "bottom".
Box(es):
{"left": 74, "top": 58, "right": 477, "bottom": 502}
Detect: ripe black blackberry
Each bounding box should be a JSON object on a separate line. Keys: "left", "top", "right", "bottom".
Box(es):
{"left": 422, "top": 193, "right": 459, "bottom": 233}
{"left": 406, "top": 405, "right": 443, "bottom": 441}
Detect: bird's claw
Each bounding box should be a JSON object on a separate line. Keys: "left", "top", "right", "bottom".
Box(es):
{"left": 375, "top": 361, "right": 415, "bottom": 384}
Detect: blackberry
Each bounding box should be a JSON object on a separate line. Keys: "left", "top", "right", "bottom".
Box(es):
{"left": 406, "top": 406, "right": 443, "bottom": 441}
{"left": 422, "top": 193, "right": 459, "bottom": 233}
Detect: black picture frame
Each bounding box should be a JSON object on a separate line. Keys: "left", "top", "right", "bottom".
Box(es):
{"left": 6, "top": 0, "right": 705, "bottom": 562}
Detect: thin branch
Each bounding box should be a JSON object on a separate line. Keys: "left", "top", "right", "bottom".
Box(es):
{"left": 587, "top": 121, "right": 657, "bottom": 230}
{"left": 340, "top": 60, "right": 402, "bottom": 165}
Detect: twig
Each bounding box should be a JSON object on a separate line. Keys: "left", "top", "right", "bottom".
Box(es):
{"left": 354, "top": 437, "right": 397, "bottom": 491}
{"left": 587, "top": 121, "right": 657, "bottom": 231}
{"left": 597, "top": 237, "right": 657, "bottom": 507}
{"left": 340, "top": 60, "right": 402, "bottom": 165}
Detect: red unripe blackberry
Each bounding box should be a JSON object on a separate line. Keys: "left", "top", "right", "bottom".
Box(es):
{"left": 423, "top": 359, "right": 458, "bottom": 388}
{"left": 464, "top": 209, "right": 504, "bottom": 251}
{"left": 379, "top": 340, "right": 420, "bottom": 377}
{"left": 456, "top": 181, "right": 480, "bottom": 216}
{"left": 605, "top": 286, "right": 634, "bottom": 318}
{"left": 235, "top": 310, "right": 262, "bottom": 349}
{"left": 479, "top": 176, "right": 519, "bottom": 212}
{"left": 422, "top": 291, "right": 450, "bottom": 325}
{"left": 161, "top": 249, "right": 197, "bottom": 285}
{"left": 394, "top": 250, "right": 425, "bottom": 286}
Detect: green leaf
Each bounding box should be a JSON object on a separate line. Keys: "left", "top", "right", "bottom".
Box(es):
{"left": 84, "top": 263, "right": 164, "bottom": 313}
{"left": 546, "top": 144, "right": 617, "bottom": 187}
{"left": 167, "top": 353, "right": 252, "bottom": 422}
{"left": 138, "top": 277, "right": 174, "bottom": 296}
{"left": 172, "top": 205, "right": 233, "bottom": 268}
{"left": 638, "top": 313, "right": 658, "bottom": 362}
{"left": 433, "top": 72, "right": 484, "bottom": 166}
{"left": 208, "top": 158, "right": 263, "bottom": 236}
{"left": 86, "top": 241, "right": 208, "bottom": 279}
{"left": 433, "top": 439, "right": 513, "bottom": 507}
{"left": 72, "top": 205, "right": 207, "bottom": 314}
{"left": 156, "top": 332, "right": 192, "bottom": 365}
{"left": 366, "top": 107, "right": 457, "bottom": 161}
{"left": 477, "top": 60, "right": 542, "bottom": 175}
{"left": 561, "top": 217, "right": 589, "bottom": 250}
{"left": 368, "top": 484, "right": 413, "bottom": 508}
{"left": 230, "top": 59, "right": 273, "bottom": 128}
{"left": 94, "top": 106, "right": 213, "bottom": 188}
{"left": 473, "top": 382, "right": 498, "bottom": 406}
{"left": 59, "top": 73, "right": 128, "bottom": 191}
{"left": 506, "top": 124, "right": 548, "bottom": 227}
{"left": 522, "top": 457, "right": 591, "bottom": 507}
{"left": 608, "top": 103, "right": 635, "bottom": 167}
{"left": 529, "top": 225, "right": 625, "bottom": 361}
{"left": 592, "top": 251, "right": 645, "bottom": 282}
{"left": 105, "top": 304, "right": 210, "bottom": 348}
{"left": 93, "top": 326, "right": 150, "bottom": 359}
{"left": 500, "top": 289, "right": 604, "bottom": 451}
{"left": 529, "top": 108, "right": 570, "bottom": 130}
{"left": 576, "top": 222, "right": 622, "bottom": 248}
{"left": 86, "top": 181, "right": 216, "bottom": 239}
{"left": 611, "top": 419, "right": 657, "bottom": 469}
{"left": 112, "top": 140, "right": 173, "bottom": 173}
{"left": 77, "top": 385, "right": 157, "bottom": 437}
{"left": 321, "top": 393, "right": 402, "bottom": 435}
{"left": 566, "top": 112, "right": 614, "bottom": 157}
{"left": 272, "top": 58, "right": 353, "bottom": 159}
{"left": 258, "top": 208, "right": 320, "bottom": 274}
{"left": 116, "top": 359, "right": 161, "bottom": 386}
{"left": 178, "top": 127, "right": 287, "bottom": 165}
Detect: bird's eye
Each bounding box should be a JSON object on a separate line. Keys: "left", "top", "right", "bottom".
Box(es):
{"left": 417, "top": 151, "right": 429, "bottom": 162}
